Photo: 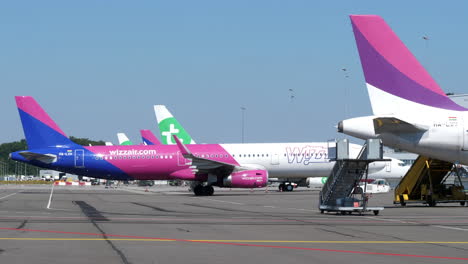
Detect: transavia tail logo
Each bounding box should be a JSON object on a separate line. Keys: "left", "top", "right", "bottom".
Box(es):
{"left": 159, "top": 118, "right": 192, "bottom": 145}
{"left": 321, "top": 177, "right": 327, "bottom": 184}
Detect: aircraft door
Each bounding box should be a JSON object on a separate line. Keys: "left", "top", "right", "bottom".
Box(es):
{"left": 271, "top": 153, "right": 279, "bottom": 165}
{"left": 74, "top": 149, "right": 85, "bottom": 168}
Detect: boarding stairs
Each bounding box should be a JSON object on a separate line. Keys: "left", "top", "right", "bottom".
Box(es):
{"left": 320, "top": 150, "right": 368, "bottom": 206}
{"left": 394, "top": 156, "right": 468, "bottom": 206}
{"left": 319, "top": 139, "right": 387, "bottom": 215}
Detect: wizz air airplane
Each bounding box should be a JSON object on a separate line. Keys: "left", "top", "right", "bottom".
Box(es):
{"left": 10, "top": 96, "right": 387, "bottom": 195}
{"left": 154, "top": 105, "right": 404, "bottom": 188}
{"left": 338, "top": 15, "right": 468, "bottom": 165}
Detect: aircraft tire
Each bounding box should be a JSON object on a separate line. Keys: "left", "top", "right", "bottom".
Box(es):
{"left": 279, "top": 184, "right": 285, "bottom": 191}
{"left": 285, "top": 184, "right": 294, "bottom": 192}
{"left": 204, "top": 186, "right": 214, "bottom": 196}
{"left": 193, "top": 185, "right": 204, "bottom": 196}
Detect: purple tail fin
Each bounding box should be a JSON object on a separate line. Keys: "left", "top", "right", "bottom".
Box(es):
{"left": 350, "top": 15, "right": 465, "bottom": 112}
{"left": 140, "top": 129, "right": 161, "bottom": 145}
{"left": 15, "top": 96, "right": 77, "bottom": 149}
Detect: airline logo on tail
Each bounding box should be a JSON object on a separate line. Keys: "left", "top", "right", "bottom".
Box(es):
{"left": 350, "top": 15, "right": 466, "bottom": 115}
{"left": 154, "top": 105, "right": 196, "bottom": 145}
{"left": 117, "top": 133, "right": 133, "bottom": 145}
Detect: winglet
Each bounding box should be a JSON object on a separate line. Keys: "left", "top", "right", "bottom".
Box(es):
{"left": 173, "top": 135, "right": 191, "bottom": 157}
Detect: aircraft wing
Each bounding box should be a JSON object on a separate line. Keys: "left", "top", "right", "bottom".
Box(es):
{"left": 172, "top": 135, "right": 236, "bottom": 175}
{"left": 18, "top": 151, "right": 57, "bottom": 164}
{"left": 373, "top": 117, "right": 428, "bottom": 134}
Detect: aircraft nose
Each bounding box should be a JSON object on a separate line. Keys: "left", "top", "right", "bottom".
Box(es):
{"left": 337, "top": 121, "right": 343, "bottom": 133}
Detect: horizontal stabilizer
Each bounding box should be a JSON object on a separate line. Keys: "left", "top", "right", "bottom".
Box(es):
{"left": 19, "top": 151, "right": 57, "bottom": 164}
{"left": 373, "top": 117, "right": 427, "bottom": 134}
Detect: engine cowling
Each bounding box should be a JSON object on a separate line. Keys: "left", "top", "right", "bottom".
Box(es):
{"left": 306, "top": 177, "right": 328, "bottom": 186}
{"left": 223, "top": 169, "right": 268, "bottom": 188}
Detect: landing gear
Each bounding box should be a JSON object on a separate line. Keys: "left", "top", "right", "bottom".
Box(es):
{"left": 279, "top": 183, "right": 294, "bottom": 192}
{"left": 194, "top": 185, "right": 204, "bottom": 196}
{"left": 193, "top": 185, "right": 214, "bottom": 196}
{"left": 204, "top": 185, "right": 214, "bottom": 196}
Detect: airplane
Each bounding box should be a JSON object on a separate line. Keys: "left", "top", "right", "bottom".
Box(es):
{"left": 117, "top": 133, "right": 133, "bottom": 145}
{"left": 11, "top": 96, "right": 387, "bottom": 195}
{"left": 140, "top": 129, "right": 161, "bottom": 145}
{"left": 337, "top": 15, "right": 468, "bottom": 165}
{"left": 154, "top": 105, "right": 196, "bottom": 144}
{"left": 153, "top": 105, "right": 406, "bottom": 190}
{"left": 307, "top": 157, "right": 408, "bottom": 188}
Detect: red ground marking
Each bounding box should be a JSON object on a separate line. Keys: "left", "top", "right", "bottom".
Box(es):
{"left": 1, "top": 227, "right": 468, "bottom": 260}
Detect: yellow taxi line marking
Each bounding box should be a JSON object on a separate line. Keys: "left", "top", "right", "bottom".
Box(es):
{"left": 0, "top": 238, "right": 467, "bottom": 243}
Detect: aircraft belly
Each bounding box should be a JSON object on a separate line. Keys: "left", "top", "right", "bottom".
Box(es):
{"left": 268, "top": 163, "right": 333, "bottom": 178}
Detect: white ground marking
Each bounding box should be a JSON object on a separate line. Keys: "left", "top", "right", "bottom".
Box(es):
{"left": 289, "top": 208, "right": 317, "bottom": 212}
{"left": 193, "top": 197, "right": 244, "bottom": 205}
{"left": 432, "top": 225, "right": 468, "bottom": 232}
{"left": 46, "top": 184, "right": 54, "bottom": 209}
{"left": 0, "top": 192, "right": 19, "bottom": 200}
{"left": 363, "top": 216, "right": 415, "bottom": 224}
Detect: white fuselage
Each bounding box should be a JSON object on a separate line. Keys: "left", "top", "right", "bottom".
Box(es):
{"left": 221, "top": 142, "right": 385, "bottom": 179}
{"left": 340, "top": 84, "right": 468, "bottom": 165}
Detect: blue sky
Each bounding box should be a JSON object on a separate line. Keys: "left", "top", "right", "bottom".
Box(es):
{"left": 1, "top": 1, "right": 468, "bottom": 144}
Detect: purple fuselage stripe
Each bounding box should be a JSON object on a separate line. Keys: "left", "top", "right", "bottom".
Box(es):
{"left": 352, "top": 23, "right": 466, "bottom": 111}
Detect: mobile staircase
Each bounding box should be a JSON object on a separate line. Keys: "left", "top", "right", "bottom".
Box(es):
{"left": 319, "top": 139, "right": 388, "bottom": 215}
{"left": 394, "top": 156, "right": 468, "bottom": 206}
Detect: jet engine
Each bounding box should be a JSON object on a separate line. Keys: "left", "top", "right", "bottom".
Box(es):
{"left": 222, "top": 169, "right": 268, "bottom": 188}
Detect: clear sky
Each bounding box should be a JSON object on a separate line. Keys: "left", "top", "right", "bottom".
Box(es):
{"left": 1, "top": 1, "right": 467, "bottom": 145}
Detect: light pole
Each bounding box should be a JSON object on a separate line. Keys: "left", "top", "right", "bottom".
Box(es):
{"left": 341, "top": 68, "right": 349, "bottom": 118}
{"left": 241, "top": 107, "right": 246, "bottom": 143}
